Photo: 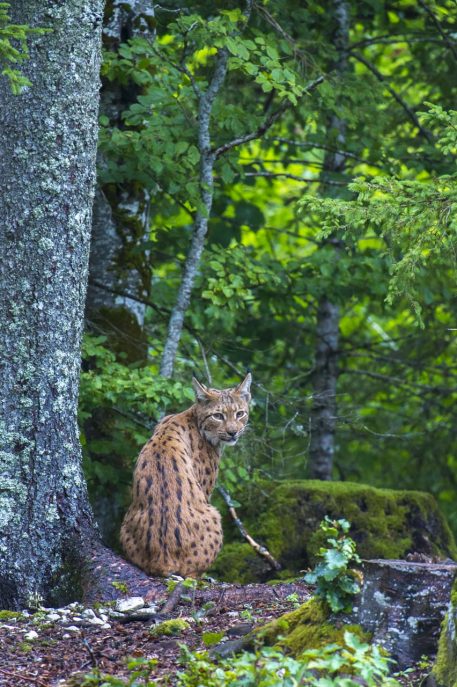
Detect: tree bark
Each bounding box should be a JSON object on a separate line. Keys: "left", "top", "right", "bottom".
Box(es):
{"left": 86, "top": 1, "right": 156, "bottom": 341}
{"left": 159, "top": 48, "right": 230, "bottom": 378}
{"left": 355, "top": 559, "right": 457, "bottom": 670}
{"left": 0, "top": 0, "right": 104, "bottom": 609}
{"left": 308, "top": 0, "right": 349, "bottom": 480}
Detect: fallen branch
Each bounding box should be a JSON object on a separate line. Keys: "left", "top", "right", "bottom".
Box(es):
{"left": 217, "top": 484, "right": 281, "bottom": 571}
{"left": 0, "top": 667, "right": 49, "bottom": 687}
{"left": 160, "top": 581, "right": 185, "bottom": 615}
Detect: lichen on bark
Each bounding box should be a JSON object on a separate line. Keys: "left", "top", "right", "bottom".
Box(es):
{"left": 0, "top": 0, "right": 104, "bottom": 609}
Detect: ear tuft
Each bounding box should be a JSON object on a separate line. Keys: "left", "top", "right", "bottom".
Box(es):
{"left": 192, "top": 376, "right": 212, "bottom": 402}
{"left": 235, "top": 372, "right": 252, "bottom": 402}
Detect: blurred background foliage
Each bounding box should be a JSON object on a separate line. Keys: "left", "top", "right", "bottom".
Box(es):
{"left": 80, "top": 0, "right": 457, "bottom": 547}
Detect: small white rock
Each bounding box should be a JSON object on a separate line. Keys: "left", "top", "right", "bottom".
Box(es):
{"left": 101, "top": 623, "right": 111, "bottom": 629}
{"left": 81, "top": 609, "right": 96, "bottom": 620}
{"left": 62, "top": 633, "right": 71, "bottom": 639}
{"left": 46, "top": 613, "right": 61, "bottom": 622}
{"left": 88, "top": 617, "right": 105, "bottom": 626}
{"left": 66, "top": 625, "right": 81, "bottom": 633}
{"left": 24, "top": 630, "right": 39, "bottom": 641}
{"left": 115, "top": 597, "right": 145, "bottom": 613}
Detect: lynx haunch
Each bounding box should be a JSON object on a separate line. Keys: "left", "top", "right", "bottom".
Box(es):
{"left": 120, "top": 374, "right": 251, "bottom": 577}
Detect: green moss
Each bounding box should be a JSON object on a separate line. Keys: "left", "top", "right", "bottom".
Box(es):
{"left": 432, "top": 579, "right": 457, "bottom": 687}
{"left": 0, "top": 610, "right": 21, "bottom": 620}
{"left": 209, "top": 542, "right": 270, "bottom": 584}
{"left": 149, "top": 618, "right": 190, "bottom": 637}
{"left": 255, "top": 598, "right": 369, "bottom": 656}
{"left": 18, "top": 642, "right": 33, "bottom": 653}
{"left": 217, "top": 480, "right": 457, "bottom": 583}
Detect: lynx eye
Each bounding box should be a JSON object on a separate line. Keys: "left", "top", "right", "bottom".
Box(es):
{"left": 236, "top": 410, "right": 246, "bottom": 419}
{"left": 212, "top": 412, "right": 224, "bottom": 421}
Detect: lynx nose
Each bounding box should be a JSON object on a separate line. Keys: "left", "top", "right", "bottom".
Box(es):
{"left": 227, "top": 430, "right": 237, "bottom": 438}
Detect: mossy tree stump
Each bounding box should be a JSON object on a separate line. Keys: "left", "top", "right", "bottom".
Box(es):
{"left": 430, "top": 575, "right": 457, "bottom": 686}
{"left": 355, "top": 559, "right": 457, "bottom": 670}
{"left": 213, "top": 480, "right": 457, "bottom": 583}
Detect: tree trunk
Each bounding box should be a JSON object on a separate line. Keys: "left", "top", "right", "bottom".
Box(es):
{"left": 309, "top": 298, "right": 340, "bottom": 479}
{"left": 86, "top": 1, "right": 156, "bottom": 349}
{"left": 356, "top": 559, "right": 457, "bottom": 670}
{"left": 308, "top": 0, "right": 349, "bottom": 480}
{"left": 159, "top": 49, "right": 230, "bottom": 378}
{"left": 0, "top": 0, "right": 104, "bottom": 609}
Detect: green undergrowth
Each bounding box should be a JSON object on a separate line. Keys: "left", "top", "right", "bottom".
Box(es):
{"left": 255, "top": 597, "right": 369, "bottom": 656}
{"left": 0, "top": 609, "right": 22, "bottom": 620}
{"left": 76, "top": 629, "right": 400, "bottom": 686}
{"left": 213, "top": 480, "right": 457, "bottom": 583}
{"left": 149, "top": 618, "right": 190, "bottom": 638}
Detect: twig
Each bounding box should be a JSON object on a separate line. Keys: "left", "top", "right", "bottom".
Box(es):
{"left": 242, "top": 171, "right": 346, "bottom": 185}
{"left": 213, "top": 76, "right": 324, "bottom": 159}
{"left": 417, "top": 0, "right": 457, "bottom": 62}
{"left": 0, "top": 667, "right": 49, "bottom": 687}
{"left": 217, "top": 484, "right": 281, "bottom": 571}
{"left": 82, "top": 634, "right": 98, "bottom": 668}
{"left": 198, "top": 338, "right": 212, "bottom": 385}
{"left": 267, "top": 136, "right": 388, "bottom": 170}
{"left": 349, "top": 51, "right": 434, "bottom": 143}
{"left": 161, "top": 581, "right": 185, "bottom": 614}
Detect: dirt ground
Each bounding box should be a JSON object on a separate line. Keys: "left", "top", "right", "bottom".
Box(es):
{"left": 0, "top": 583, "right": 310, "bottom": 686}
{"left": 0, "top": 581, "right": 431, "bottom": 687}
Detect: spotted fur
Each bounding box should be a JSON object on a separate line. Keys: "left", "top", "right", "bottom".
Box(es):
{"left": 120, "top": 374, "right": 251, "bottom": 577}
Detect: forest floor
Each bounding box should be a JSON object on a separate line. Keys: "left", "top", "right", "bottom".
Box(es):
{"left": 0, "top": 581, "right": 431, "bottom": 687}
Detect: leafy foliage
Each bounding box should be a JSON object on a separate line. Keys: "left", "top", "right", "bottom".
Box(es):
{"left": 79, "top": 633, "right": 399, "bottom": 687}
{"left": 305, "top": 518, "right": 361, "bottom": 613}
{"left": 82, "top": 0, "right": 457, "bottom": 545}
{"left": 0, "top": 2, "right": 47, "bottom": 93}
{"left": 299, "top": 106, "right": 457, "bottom": 320}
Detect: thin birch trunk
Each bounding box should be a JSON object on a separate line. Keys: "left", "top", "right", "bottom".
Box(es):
{"left": 308, "top": 0, "right": 349, "bottom": 480}
{"left": 160, "top": 49, "right": 229, "bottom": 378}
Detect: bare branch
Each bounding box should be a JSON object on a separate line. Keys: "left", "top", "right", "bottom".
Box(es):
{"left": 267, "top": 137, "right": 388, "bottom": 170}
{"left": 213, "top": 76, "right": 324, "bottom": 159}
{"left": 241, "top": 171, "right": 346, "bottom": 185}
{"left": 350, "top": 51, "right": 434, "bottom": 143}
{"left": 417, "top": 0, "right": 457, "bottom": 62}
{"left": 217, "top": 484, "right": 281, "bottom": 571}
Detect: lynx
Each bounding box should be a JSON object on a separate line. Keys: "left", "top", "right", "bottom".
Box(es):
{"left": 120, "top": 374, "right": 251, "bottom": 577}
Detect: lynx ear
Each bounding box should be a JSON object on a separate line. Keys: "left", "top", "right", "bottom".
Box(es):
{"left": 235, "top": 372, "right": 252, "bottom": 402}
{"left": 192, "top": 377, "right": 213, "bottom": 402}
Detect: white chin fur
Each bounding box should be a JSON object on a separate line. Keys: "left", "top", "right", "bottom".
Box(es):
{"left": 203, "top": 431, "right": 238, "bottom": 446}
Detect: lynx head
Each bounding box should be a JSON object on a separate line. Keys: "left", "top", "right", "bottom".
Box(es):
{"left": 192, "top": 373, "right": 251, "bottom": 447}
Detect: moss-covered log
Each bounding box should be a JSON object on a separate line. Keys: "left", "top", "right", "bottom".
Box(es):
{"left": 213, "top": 480, "right": 456, "bottom": 583}
{"left": 0, "top": 0, "right": 104, "bottom": 609}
